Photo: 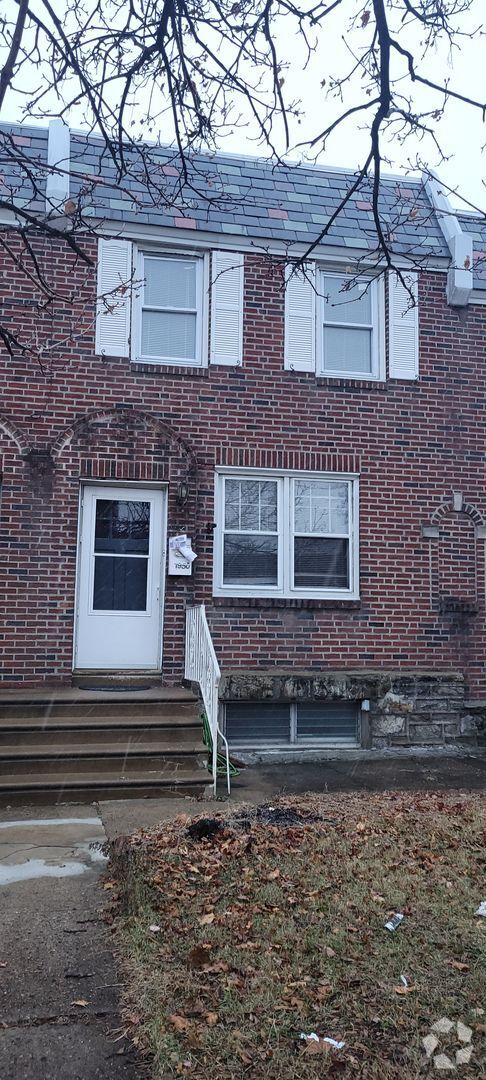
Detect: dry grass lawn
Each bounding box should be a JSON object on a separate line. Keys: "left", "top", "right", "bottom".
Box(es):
{"left": 110, "top": 791, "right": 486, "bottom": 1078}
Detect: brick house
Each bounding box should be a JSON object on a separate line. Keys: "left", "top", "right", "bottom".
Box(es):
{"left": 0, "top": 120, "right": 485, "bottom": 796}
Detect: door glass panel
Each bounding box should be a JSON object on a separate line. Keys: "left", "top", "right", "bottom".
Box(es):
{"left": 93, "top": 556, "right": 148, "bottom": 611}
{"left": 94, "top": 500, "right": 150, "bottom": 554}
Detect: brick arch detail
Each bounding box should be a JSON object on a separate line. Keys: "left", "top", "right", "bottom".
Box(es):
{"left": 424, "top": 494, "right": 486, "bottom": 613}
{"left": 0, "top": 413, "right": 30, "bottom": 456}
{"left": 50, "top": 407, "right": 198, "bottom": 467}
{"left": 430, "top": 497, "right": 484, "bottom": 527}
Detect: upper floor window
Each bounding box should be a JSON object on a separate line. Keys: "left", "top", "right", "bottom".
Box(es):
{"left": 135, "top": 251, "right": 205, "bottom": 366}
{"left": 284, "top": 264, "right": 396, "bottom": 380}
{"left": 96, "top": 239, "right": 245, "bottom": 366}
{"left": 319, "top": 272, "right": 384, "bottom": 379}
{"left": 214, "top": 469, "right": 359, "bottom": 600}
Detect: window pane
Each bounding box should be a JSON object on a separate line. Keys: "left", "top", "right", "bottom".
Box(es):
{"left": 225, "top": 480, "right": 277, "bottom": 532}
{"left": 294, "top": 480, "right": 329, "bottom": 534}
{"left": 226, "top": 703, "right": 290, "bottom": 745}
{"left": 323, "top": 326, "right": 372, "bottom": 374}
{"left": 93, "top": 556, "right": 148, "bottom": 610}
{"left": 141, "top": 310, "right": 196, "bottom": 360}
{"left": 330, "top": 484, "right": 349, "bottom": 532}
{"left": 294, "top": 537, "right": 349, "bottom": 588}
{"left": 297, "top": 702, "right": 358, "bottom": 745}
{"left": 322, "top": 275, "right": 372, "bottom": 324}
{"left": 94, "top": 500, "right": 150, "bottom": 554}
{"left": 294, "top": 481, "right": 349, "bottom": 534}
{"left": 223, "top": 534, "right": 278, "bottom": 585}
{"left": 144, "top": 257, "right": 197, "bottom": 309}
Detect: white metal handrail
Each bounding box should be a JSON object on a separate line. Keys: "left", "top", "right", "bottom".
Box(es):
{"left": 185, "top": 604, "right": 230, "bottom": 795}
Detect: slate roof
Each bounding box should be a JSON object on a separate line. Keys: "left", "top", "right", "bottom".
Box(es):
{"left": 1, "top": 120, "right": 485, "bottom": 288}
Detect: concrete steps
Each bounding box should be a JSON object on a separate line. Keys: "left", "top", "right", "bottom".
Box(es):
{"left": 0, "top": 686, "right": 208, "bottom": 803}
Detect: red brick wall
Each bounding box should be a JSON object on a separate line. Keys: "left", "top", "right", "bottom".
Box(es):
{"left": 1, "top": 240, "right": 485, "bottom": 695}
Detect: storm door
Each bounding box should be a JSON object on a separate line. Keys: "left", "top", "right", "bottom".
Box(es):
{"left": 75, "top": 485, "right": 166, "bottom": 670}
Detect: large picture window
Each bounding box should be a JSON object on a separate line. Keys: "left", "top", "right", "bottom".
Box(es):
{"left": 214, "top": 470, "right": 359, "bottom": 599}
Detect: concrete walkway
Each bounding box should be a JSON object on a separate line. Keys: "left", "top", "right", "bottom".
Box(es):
{"left": 0, "top": 806, "right": 138, "bottom": 1079}
{"left": 99, "top": 748, "right": 486, "bottom": 839}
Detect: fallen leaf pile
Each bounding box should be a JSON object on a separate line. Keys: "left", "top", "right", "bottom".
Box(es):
{"left": 110, "top": 791, "right": 486, "bottom": 1079}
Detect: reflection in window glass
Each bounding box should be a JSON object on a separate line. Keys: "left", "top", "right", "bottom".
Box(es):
{"left": 225, "top": 479, "right": 278, "bottom": 532}
{"left": 322, "top": 275, "right": 371, "bottom": 324}
{"left": 294, "top": 481, "right": 348, "bottom": 534}
{"left": 94, "top": 501, "right": 150, "bottom": 555}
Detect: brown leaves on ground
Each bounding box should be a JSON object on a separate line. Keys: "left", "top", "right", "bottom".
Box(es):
{"left": 113, "top": 790, "right": 486, "bottom": 1080}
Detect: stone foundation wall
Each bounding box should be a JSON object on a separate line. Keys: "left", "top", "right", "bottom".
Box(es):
{"left": 218, "top": 670, "right": 481, "bottom": 748}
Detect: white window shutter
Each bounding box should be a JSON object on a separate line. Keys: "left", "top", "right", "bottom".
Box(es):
{"left": 388, "top": 271, "right": 419, "bottom": 380}
{"left": 284, "top": 263, "right": 316, "bottom": 372}
{"left": 95, "top": 238, "right": 132, "bottom": 358}
{"left": 210, "top": 250, "right": 244, "bottom": 366}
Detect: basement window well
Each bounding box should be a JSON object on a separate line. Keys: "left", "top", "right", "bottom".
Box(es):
{"left": 224, "top": 701, "right": 359, "bottom": 748}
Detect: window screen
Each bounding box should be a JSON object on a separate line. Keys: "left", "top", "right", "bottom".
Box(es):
{"left": 296, "top": 702, "right": 358, "bottom": 745}
{"left": 225, "top": 702, "right": 289, "bottom": 744}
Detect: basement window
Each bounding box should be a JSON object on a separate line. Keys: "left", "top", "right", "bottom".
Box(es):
{"left": 225, "top": 701, "right": 359, "bottom": 748}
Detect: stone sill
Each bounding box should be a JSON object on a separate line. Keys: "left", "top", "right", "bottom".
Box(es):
{"left": 212, "top": 597, "right": 361, "bottom": 610}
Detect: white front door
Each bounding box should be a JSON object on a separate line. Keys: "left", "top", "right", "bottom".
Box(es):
{"left": 75, "top": 485, "right": 166, "bottom": 670}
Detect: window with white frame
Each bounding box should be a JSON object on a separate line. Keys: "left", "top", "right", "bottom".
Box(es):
{"left": 319, "top": 272, "right": 384, "bottom": 379}
{"left": 135, "top": 251, "right": 205, "bottom": 366}
{"left": 214, "top": 470, "right": 359, "bottom": 599}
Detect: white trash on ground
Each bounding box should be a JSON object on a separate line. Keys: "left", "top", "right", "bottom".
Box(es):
{"left": 384, "top": 913, "right": 404, "bottom": 931}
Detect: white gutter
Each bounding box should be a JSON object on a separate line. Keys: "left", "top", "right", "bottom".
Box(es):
{"left": 424, "top": 171, "right": 473, "bottom": 306}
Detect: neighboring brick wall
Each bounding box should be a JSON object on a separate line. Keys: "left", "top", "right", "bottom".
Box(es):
{"left": 0, "top": 242, "right": 485, "bottom": 712}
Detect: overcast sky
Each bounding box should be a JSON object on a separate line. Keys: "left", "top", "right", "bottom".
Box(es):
{"left": 2, "top": 0, "right": 484, "bottom": 213}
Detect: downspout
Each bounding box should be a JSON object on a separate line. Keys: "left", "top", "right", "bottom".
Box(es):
{"left": 424, "top": 171, "right": 473, "bottom": 306}
{"left": 46, "top": 118, "right": 70, "bottom": 214}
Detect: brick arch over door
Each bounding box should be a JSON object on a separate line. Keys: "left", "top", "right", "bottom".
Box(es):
{"left": 1, "top": 408, "right": 203, "bottom": 685}
{"left": 53, "top": 406, "right": 203, "bottom": 681}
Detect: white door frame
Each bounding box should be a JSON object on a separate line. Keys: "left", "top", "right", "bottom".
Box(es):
{"left": 73, "top": 480, "right": 167, "bottom": 672}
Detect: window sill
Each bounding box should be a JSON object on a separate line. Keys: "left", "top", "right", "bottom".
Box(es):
{"left": 130, "top": 359, "right": 208, "bottom": 376}
{"left": 212, "top": 596, "right": 361, "bottom": 610}
{"left": 315, "top": 375, "right": 387, "bottom": 389}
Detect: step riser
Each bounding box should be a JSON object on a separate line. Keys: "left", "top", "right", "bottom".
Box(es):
{"left": 0, "top": 728, "right": 203, "bottom": 749}
{"left": 0, "top": 702, "right": 200, "bottom": 721}
{"left": 0, "top": 754, "right": 208, "bottom": 778}
{"left": 0, "top": 686, "right": 206, "bottom": 802}
{"left": 0, "top": 782, "right": 207, "bottom": 806}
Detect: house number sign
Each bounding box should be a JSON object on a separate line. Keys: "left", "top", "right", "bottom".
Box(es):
{"left": 168, "top": 534, "right": 197, "bottom": 576}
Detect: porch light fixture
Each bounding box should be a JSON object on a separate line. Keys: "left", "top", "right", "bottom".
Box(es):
{"left": 177, "top": 479, "right": 189, "bottom": 506}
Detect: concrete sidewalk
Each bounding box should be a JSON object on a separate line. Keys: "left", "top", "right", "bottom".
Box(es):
{"left": 0, "top": 807, "right": 138, "bottom": 1079}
